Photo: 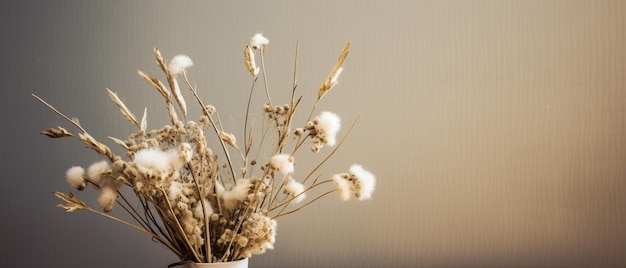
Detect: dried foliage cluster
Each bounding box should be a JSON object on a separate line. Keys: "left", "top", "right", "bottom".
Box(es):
{"left": 36, "top": 34, "right": 376, "bottom": 264}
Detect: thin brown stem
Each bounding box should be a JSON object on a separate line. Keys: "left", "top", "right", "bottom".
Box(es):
{"left": 244, "top": 77, "right": 258, "bottom": 163}
{"left": 260, "top": 47, "right": 273, "bottom": 108}
{"left": 302, "top": 117, "right": 359, "bottom": 184}
{"left": 181, "top": 71, "right": 237, "bottom": 185}
{"left": 268, "top": 179, "right": 333, "bottom": 216}
{"left": 83, "top": 203, "right": 183, "bottom": 257}
{"left": 160, "top": 187, "right": 202, "bottom": 262}
{"left": 272, "top": 189, "right": 336, "bottom": 219}
{"left": 188, "top": 163, "right": 212, "bottom": 262}
{"left": 32, "top": 94, "right": 88, "bottom": 133}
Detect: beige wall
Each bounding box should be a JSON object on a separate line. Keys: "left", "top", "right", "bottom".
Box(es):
{"left": 3, "top": 1, "right": 625, "bottom": 267}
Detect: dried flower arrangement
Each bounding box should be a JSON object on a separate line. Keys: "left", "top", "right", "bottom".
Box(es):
{"left": 34, "top": 33, "right": 376, "bottom": 264}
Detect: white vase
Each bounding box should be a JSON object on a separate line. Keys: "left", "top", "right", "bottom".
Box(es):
{"left": 175, "top": 258, "right": 249, "bottom": 268}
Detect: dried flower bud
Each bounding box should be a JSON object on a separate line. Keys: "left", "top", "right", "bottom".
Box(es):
{"left": 304, "top": 121, "right": 315, "bottom": 130}
{"left": 294, "top": 128, "right": 305, "bottom": 137}
{"left": 275, "top": 105, "right": 284, "bottom": 114}
{"left": 178, "top": 142, "right": 193, "bottom": 163}
{"left": 311, "top": 142, "right": 323, "bottom": 153}
{"left": 238, "top": 236, "right": 249, "bottom": 247}
{"left": 219, "top": 131, "right": 238, "bottom": 148}
{"left": 205, "top": 105, "right": 216, "bottom": 115}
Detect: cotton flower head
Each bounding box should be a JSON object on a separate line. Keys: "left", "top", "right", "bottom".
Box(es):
{"left": 332, "top": 174, "right": 352, "bottom": 201}
{"left": 283, "top": 176, "right": 306, "bottom": 204}
{"left": 66, "top": 166, "right": 86, "bottom": 190}
{"left": 250, "top": 33, "right": 269, "bottom": 50}
{"left": 133, "top": 145, "right": 191, "bottom": 179}
{"left": 97, "top": 186, "right": 118, "bottom": 212}
{"left": 168, "top": 181, "right": 183, "bottom": 199}
{"left": 332, "top": 164, "right": 376, "bottom": 201}
{"left": 192, "top": 198, "right": 214, "bottom": 220}
{"left": 349, "top": 164, "right": 376, "bottom": 200}
{"left": 87, "top": 160, "right": 111, "bottom": 185}
{"left": 269, "top": 154, "right": 295, "bottom": 176}
{"left": 306, "top": 111, "right": 341, "bottom": 152}
{"left": 223, "top": 179, "right": 252, "bottom": 211}
{"left": 168, "top": 55, "right": 193, "bottom": 76}
{"left": 174, "top": 142, "right": 193, "bottom": 169}
{"left": 133, "top": 147, "right": 177, "bottom": 179}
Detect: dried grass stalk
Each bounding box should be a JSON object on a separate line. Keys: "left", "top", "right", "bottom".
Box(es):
{"left": 317, "top": 40, "right": 351, "bottom": 101}
{"left": 108, "top": 136, "right": 129, "bottom": 149}
{"left": 138, "top": 70, "right": 171, "bottom": 99}
{"left": 107, "top": 88, "right": 140, "bottom": 128}
{"left": 78, "top": 132, "right": 115, "bottom": 161}
{"left": 140, "top": 107, "right": 147, "bottom": 133}
{"left": 243, "top": 45, "right": 259, "bottom": 77}
{"left": 54, "top": 191, "right": 88, "bottom": 212}
{"left": 40, "top": 126, "right": 73, "bottom": 138}
{"left": 219, "top": 131, "right": 239, "bottom": 149}
{"left": 154, "top": 48, "right": 188, "bottom": 117}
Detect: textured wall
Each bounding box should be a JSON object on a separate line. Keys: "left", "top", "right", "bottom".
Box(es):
{"left": 1, "top": 1, "right": 625, "bottom": 267}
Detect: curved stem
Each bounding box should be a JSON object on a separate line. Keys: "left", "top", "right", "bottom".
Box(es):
{"left": 84, "top": 205, "right": 183, "bottom": 258}
{"left": 181, "top": 71, "right": 237, "bottom": 184}
{"left": 260, "top": 47, "right": 273, "bottom": 108}
{"left": 302, "top": 117, "right": 359, "bottom": 184}
{"left": 244, "top": 77, "right": 258, "bottom": 162}
{"left": 32, "top": 94, "right": 88, "bottom": 133}
{"left": 272, "top": 189, "right": 336, "bottom": 220}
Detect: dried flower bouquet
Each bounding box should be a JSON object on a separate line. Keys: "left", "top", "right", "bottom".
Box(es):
{"left": 35, "top": 34, "right": 376, "bottom": 264}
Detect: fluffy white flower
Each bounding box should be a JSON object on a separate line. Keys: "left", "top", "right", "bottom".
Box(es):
{"left": 65, "top": 166, "right": 86, "bottom": 190}
{"left": 250, "top": 33, "right": 269, "bottom": 50}
{"left": 214, "top": 181, "right": 225, "bottom": 196}
{"left": 170, "top": 143, "right": 193, "bottom": 171}
{"left": 349, "top": 164, "right": 376, "bottom": 200}
{"left": 133, "top": 146, "right": 190, "bottom": 179}
{"left": 332, "top": 174, "right": 352, "bottom": 201}
{"left": 87, "top": 160, "right": 110, "bottom": 185}
{"left": 133, "top": 148, "right": 175, "bottom": 178}
{"left": 168, "top": 55, "right": 193, "bottom": 76}
{"left": 315, "top": 111, "right": 341, "bottom": 146}
{"left": 168, "top": 181, "right": 183, "bottom": 199}
{"left": 223, "top": 179, "right": 251, "bottom": 210}
{"left": 269, "top": 154, "right": 295, "bottom": 176}
{"left": 193, "top": 198, "right": 214, "bottom": 219}
{"left": 284, "top": 176, "right": 306, "bottom": 204}
{"left": 97, "top": 186, "right": 118, "bottom": 212}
